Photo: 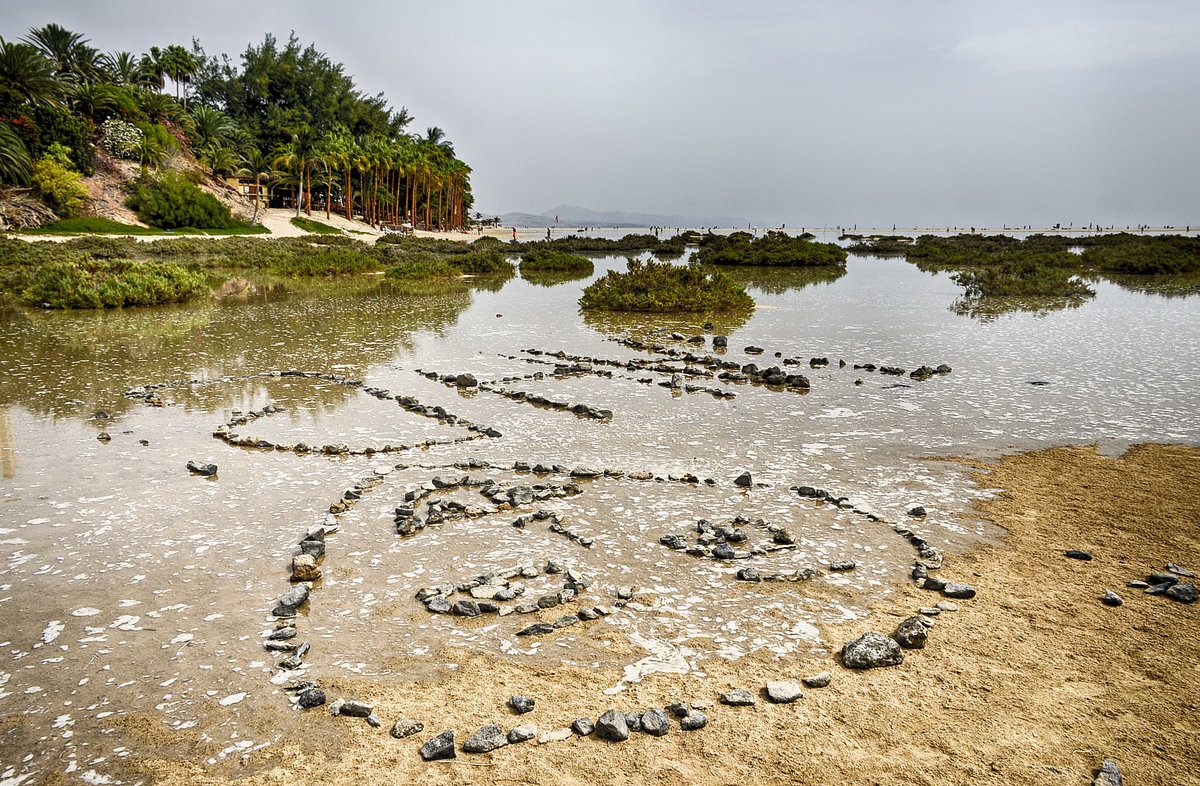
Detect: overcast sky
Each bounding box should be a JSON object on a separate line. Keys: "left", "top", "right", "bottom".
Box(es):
{"left": 5, "top": 0, "right": 1199, "bottom": 227}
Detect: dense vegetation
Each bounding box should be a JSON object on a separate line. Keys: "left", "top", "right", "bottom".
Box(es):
{"left": 579, "top": 259, "right": 754, "bottom": 313}
{"left": 125, "top": 171, "right": 238, "bottom": 229}
{"left": 694, "top": 231, "right": 848, "bottom": 267}
{"left": 0, "top": 23, "right": 473, "bottom": 230}
{"left": 951, "top": 256, "right": 1095, "bottom": 299}
{"left": 18, "top": 257, "right": 208, "bottom": 308}
{"left": 520, "top": 248, "right": 593, "bottom": 275}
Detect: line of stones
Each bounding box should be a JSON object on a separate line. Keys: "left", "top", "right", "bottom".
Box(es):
{"left": 406, "top": 364, "right": 617, "bottom": 421}
{"left": 512, "top": 352, "right": 736, "bottom": 400}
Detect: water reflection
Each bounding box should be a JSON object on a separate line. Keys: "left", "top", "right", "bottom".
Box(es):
{"left": 581, "top": 304, "right": 753, "bottom": 340}
{"left": 521, "top": 269, "right": 593, "bottom": 288}
{"left": 721, "top": 265, "right": 847, "bottom": 295}
{"left": 950, "top": 293, "right": 1092, "bottom": 322}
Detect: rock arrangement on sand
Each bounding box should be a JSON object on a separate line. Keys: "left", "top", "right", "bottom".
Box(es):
{"left": 1128, "top": 564, "right": 1197, "bottom": 604}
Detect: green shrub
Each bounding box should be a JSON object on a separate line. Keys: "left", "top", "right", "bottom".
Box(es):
{"left": 20, "top": 258, "right": 209, "bottom": 308}
{"left": 694, "top": 231, "right": 847, "bottom": 266}
{"left": 520, "top": 247, "right": 593, "bottom": 274}
{"left": 1082, "top": 235, "right": 1200, "bottom": 274}
{"left": 452, "top": 248, "right": 515, "bottom": 274}
{"left": 385, "top": 253, "right": 458, "bottom": 281}
{"left": 579, "top": 259, "right": 755, "bottom": 312}
{"left": 125, "top": 173, "right": 238, "bottom": 229}
{"left": 291, "top": 215, "right": 342, "bottom": 234}
{"left": 30, "top": 146, "right": 87, "bottom": 218}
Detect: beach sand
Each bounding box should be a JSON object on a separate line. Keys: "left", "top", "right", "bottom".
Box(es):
{"left": 103, "top": 443, "right": 1199, "bottom": 786}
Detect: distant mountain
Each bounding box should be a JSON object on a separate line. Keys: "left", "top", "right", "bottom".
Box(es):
{"left": 482, "top": 203, "right": 745, "bottom": 229}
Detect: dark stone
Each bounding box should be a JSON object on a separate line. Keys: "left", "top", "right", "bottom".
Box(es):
{"left": 712, "top": 544, "right": 736, "bottom": 560}
{"left": 1093, "top": 758, "right": 1123, "bottom": 786}
{"left": 712, "top": 336, "right": 728, "bottom": 347}
{"left": 922, "top": 576, "right": 947, "bottom": 591}
{"left": 1165, "top": 582, "right": 1198, "bottom": 604}
{"left": 1065, "top": 550, "right": 1093, "bottom": 560}
{"left": 1101, "top": 590, "right": 1123, "bottom": 607}
{"left": 426, "top": 597, "right": 452, "bottom": 614}
{"left": 829, "top": 559, "right": 856, "bottom": 572}
{"left": 420, "top": 730, "right": 456, "bottom": 761}
{"left": 455, "top": 373, "right": 478, "bottom": 388}
{"left": 463, "top": 724, "right": 508, "bottom": 753}
{"left": 624, "top": 711, "right": 642, "bottom": 732}
{"left": 269, "top": 626, "right": 297, "bottom": 641}
{"left": 1147, "top": 572, "right": 1179, "bottom": 586}
{"left": 596, "top": 709, "right": 629, "bottom": 741}
{"left": 517, "top": 622, "right": 555, "bottom": 636}
{"left": 733, "top": 472, "right": 753, "bottom": 487}
{"left": 340, "top": 700, "right": 373, "bottom": 718}
{"left": 272, "top": 584, "right": 310, "bottom": 616}
{"left": 720, "top": 689, "right": 755, "bottom": 706}
{"left": 509, "top": 695, "right": 535, "bottom": 714}
{"left": 908, "top": 506, "right": 927, "bottom": 517}
{"left": 391, "top": 717, "right": 424, "bottom": 739}
{"left": 297, "top": 688, "right": 326, "bottom": 708}
{"left": 452, "top": 600, "right": 482, "bottom": 618}
{"left": 679, "top": 712, "right": 708, "bottom": 730}
{"left": 736, "top": 567, "right": 761, "bottom": 582}
{"left": 186, "top": 460, "right": 218, "bottom": 476}
{"left": 641, "top": 708, "right": 670, "bottom": 736}
{"left": 366, "top": 714, "right": 382, "bottom": 728}
{"left": 1145, "top": 582, "right": 1173, "bottom": 596}
{"left": 895, "top": 616, "right": 929, "bottom": 649}
{"left": 665, "top": 701, "right": 689, "bottom": 718}
{"left": 1166, "top": 563, "right": 1195, "bottom": 578}
{"left": 572, "top": 717, "right": 595, "bottom": 735}
{"left": 552, "top": 614, "right": 579, "bottom": 628}
{"left": 842, "top": 632, "right": 904, "bottom": 669}
{"left": 942, "top": 582, "right": 977, "bottom": 599}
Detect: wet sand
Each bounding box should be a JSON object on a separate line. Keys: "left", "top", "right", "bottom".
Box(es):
{"left": 114, "top": 443, "right": 1200, "bottom": 786}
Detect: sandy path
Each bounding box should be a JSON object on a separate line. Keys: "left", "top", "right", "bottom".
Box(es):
{"left": 111, "top": 443, "right": 1199, "bottom": 786}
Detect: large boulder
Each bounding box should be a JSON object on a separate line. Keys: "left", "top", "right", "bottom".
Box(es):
{"left": 595, "top": 709, "right": 629, "bottom": 741}
{"left": 842, "top": 632, "right": 904, "bottom": 669}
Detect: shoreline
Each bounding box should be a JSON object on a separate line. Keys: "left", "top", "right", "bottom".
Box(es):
{"left": 115, "top": 442, "right": 1199, "bottom": 785}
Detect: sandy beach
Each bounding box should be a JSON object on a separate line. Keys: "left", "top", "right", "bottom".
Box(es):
{"left": 96, "top": 443, "right": 1199, "bottom": 786}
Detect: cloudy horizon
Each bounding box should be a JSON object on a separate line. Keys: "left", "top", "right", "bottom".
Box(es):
{"left": 4, "top": 0, "right": 1198, "bottom": 228}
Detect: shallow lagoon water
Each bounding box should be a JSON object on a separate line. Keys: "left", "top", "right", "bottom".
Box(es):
{"left": 0, "top": 252, "right": 1196, "bottom": 782}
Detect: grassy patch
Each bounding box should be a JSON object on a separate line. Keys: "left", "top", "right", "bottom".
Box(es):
{"left": 19, "top": 258, "right": 209, "bottom": 309}
{"left": 951, "top": 257, "right": 1095, "bottom": 299}
{"left": 384, "top": 253, "right": 459, "bottom": 282}
{"left": 291, "top": 216, "right": 342, "bottom": 234}
{"left": 695, "top": 231, "right": 848, "bottom": 267}
{"left": 579, "top": 259, "right": 754, "bottom": 313}
{"left": 452, "top": 248, "right": 516, "bottom": 275}
{"left": 520, "top": 248, "right": 594, "bottom": 275}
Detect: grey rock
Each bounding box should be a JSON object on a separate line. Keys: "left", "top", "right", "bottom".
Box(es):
{"left": 1147, "top": 572, "right": 1178, "bottom": 586}
{"left": 665, "top": 701, "right": 689, "bottom": 718}
{"left": 426, "top": 596, "right": 452, "bottom": 614}
{"left": 922, "top": 576, "right": 947, "bottom": 591}
{"left": 829, "top": 559, "right": 856, "bottom": 572}
{"left": 509, "top": 695, "right": 535, "bottom": 714}
{"left": 272, "top": 584, "right": 310, "bottom": 616}
{"left": 895, "top": 616, "right": 929, "bottom": 649}
{"left": 936, "top": 601, "right": 958, "bottom": 612}
{"left": 736, "top": 567, "right": 761, "bottom": 582}
{"left": 328, "top": 699, "right": 344, "bottom": 716}
{"left": 297, "top": 688, "right": 326, "bottom": 708}
{"left": 842, "top": 631, "right": 904, "bottom": 669}
{"left": 1127, "top": 580, "right": 1149, "bottom": 589}
{"left": 390, "top": 717, "right": 424, "bottom": 739}
{"left": 765, "top": 680, "right": 803, "bottom": 703}
{"left": 552, "top": 614, "right": 579, "bottom": 628}
{"left": 366, "top": 714, "right": 381, "bottom": 728}
{"left": 1145, "top": 582, "right": 1173, "bottom": 596}
{"left": 420, "top": 730, "right": 456, "bottom": 761}
{"left": 942, "top": 582, "right": 976, "bottom": 599}
{"left": 1093, "top": 758, "right": 1123, "bottom": 786}
{"left": 734, "top": 472, "right": 753, "bottom": 487}
{"left": 455, "top": 373, "right": 478, "bottom": 388}
{"left": 507, "top": 724, "right": 536, "bottom": 743}
{"left": 341, "top": 700, "right": 373, "bottom": 718}
{"left": 516, "top": 622, "right": 555, "bottom": 636}
{"left": 269, "top": 626, "right": 298, "bottom": 640}
{"left": 1101, "top": 590, "right": 1123, "bottom": 607}
{"left": 596, "top": 709, "right": 629, "bottom": 741}
{"left": 1166, "top": 563, "right": 1195, "bottom": 578}
{"left": 572, "top": 717, "right": 595, "bottom": 735}
{"left": 720, "top": 689, "right": 755, "bottom": 706}
{"left": 711, "top": 543, "right": 736, "bottom": 560}
{"left": 624, "top": 711, "right": 642, "bottom": 732}
{"left": 679, "top": 712, "right": 708, "bottom": 730}
{"left": 463, "top": 723, "right": 508, "bottom": 754}
{"left": 1165, "top": 582, "right": 1198, "bottom": 603}
{"left": 1065, "top": 550, "right": 1093, "bottom": 560}
{"left": 641, "top": 708, "right": 670, "bottom": 736}
{"left": 186, "top": 460, "right": 218, "bottom": 476}
{"left": 802, "top": 671, "right": 831, "bottom": 688}
{"left": 452, "top": 600, "right": 482, "bottom": 617}
{"left": 908, "top": 506, "right": 927, "bottom": 517}
{"left": 616, "top": 586, "right": 634, "bottom": 600}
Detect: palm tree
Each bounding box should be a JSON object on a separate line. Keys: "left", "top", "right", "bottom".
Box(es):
{"left": 137, "top": 90, "right": 185, "bottom": 125}
{"left": 22, "top": 23, "right": 88, "bottom": 78}
{"left": 0, "top": 122, "right": 32, "bottom": 185}
{"left": 161, "top": 44, "right": 197, "bottom": 105}
{"left": 198, "top": 143, "right": 237, "bottom": 179}
{"left": 273, "top": 125, "right": 322, "bottom": 217}
{"left": 235, "top": 149, "right": 275, "bottom": 226}
{"left": 70, "top": 82, "right": 117, "bottom": 123}
{"left": 0, "top": 38, "right": 68, "bottom": 107}
{"left": 136, "top": 50, "right": 165, "bottom": 91}
{"left": 104, "top": 51, "right": 139, "bottom": 86}
{"left": 189, "top": 105, "right": 232, "bottom": 148}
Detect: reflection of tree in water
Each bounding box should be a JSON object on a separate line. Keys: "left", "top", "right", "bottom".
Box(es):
{"left": 581, "top": 305, "right": 753, "bottom": 342}
{"left": 950, "top": 294, "right": 1092, "bottom": 322}
{"left": 0, "top": 275, "right": 486, "bottom": 420}
{"left": 720, "top": 265, "right": 846, "bottom": 295}
{"left": 521, "top": 269, "right": 592, "bottom": 288}
{"left": 1092, "top": 271, "right": 1200, "bottom": 299}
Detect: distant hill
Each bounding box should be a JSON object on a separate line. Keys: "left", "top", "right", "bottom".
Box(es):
{"left": 484, "top": 204, "right": 745, "bottom": 229}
